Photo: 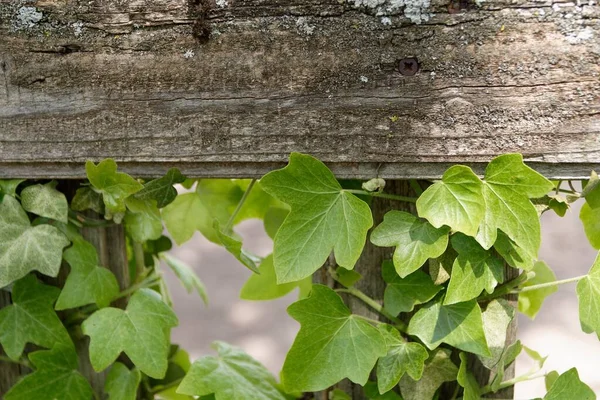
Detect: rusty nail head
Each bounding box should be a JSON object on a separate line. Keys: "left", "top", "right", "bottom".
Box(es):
{"left": 398, "top": 58, "right": 420, "bottom": 76}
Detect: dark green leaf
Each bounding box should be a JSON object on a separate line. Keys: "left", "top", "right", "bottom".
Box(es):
{"left": 71, "top": 186, "right": 104, "bottom": 214}
{"left": 0, "top": 179, "right": 25, "bottom": 197}
{"left": 336, "top": 267, "right": 362, "bottom": 287}
{"left": 382, "top": 260, "right": 441, "bottom": 315}
{"left": 582, "top": 171, "right": 600, "bottom": 209}
{"left": 214, "top": 221, "right": 260, "bottom": 273}
{"left": 162, "top": 253, "right": 208, "bottom": 304}
{"left": 135, "top": 168, "right": 186, "bottom": 208}
{"left": 363, "top": 382, "right": 403, "bottom": 399}
{"left": 494, "top": 230, "right": 536, "bottom": 271}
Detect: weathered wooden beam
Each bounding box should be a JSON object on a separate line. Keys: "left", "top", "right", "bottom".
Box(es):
{"left": 1, "top": 0, "right": 598, "bottom": 178}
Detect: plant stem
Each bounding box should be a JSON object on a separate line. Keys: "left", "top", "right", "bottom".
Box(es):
{"left": 133, "top": 241, "right": 147, "bottom": 277}
{"left": 335, "top": 288, "right": 407, "bottom": 332}
{"left": 568, "top": 180, "right": 578, "bottom": 193}
{"left": 478, "top": 272, "right": 533, "bottom": 302}
{"left": 149, "top": 377, "right": 183, "bottom": 394}
{"left": 225, "top": 179, "right": 256, "bottom": 232}
{"left": 481, "top": 373, "right": 545, "bottom": 394}
{"left": 510, "top": 275, "right": 587, "bottom": 294}
{"left": 344, "top": 189, "right": 418, "bottom": 203}
{"left": 0, "top": 355, "right": 30, "bottom": 368}
{"left": 112, "top": 274, "right": 161, "bottom": 302}
{"left": 409, "top": 180, "right": 424, "bottom": 196}
{"left": 68, "top": 210, "right": 114, "bottom": 228}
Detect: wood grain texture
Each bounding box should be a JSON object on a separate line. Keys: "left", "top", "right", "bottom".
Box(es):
{"left": 0, "top": 0, "right": 598, "bottom": 178}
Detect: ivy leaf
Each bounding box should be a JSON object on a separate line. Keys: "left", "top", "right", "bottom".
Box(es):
{"left": 0, "top": 179, "right": 25, "bottom": 197}
{"left": 488, "top": 340, "right": 522, "bottom": 392}
{"left": 376, "top": 324, "right": 429, "bottom": 394}
{"left": 82, "top": 288, "right": 179, "bottom": 378}
{"left": 0, "top": 275, "right": 72, "bottom": 360}
{"left": 177, "top": 341, "right": 288, "bottom": 400}
{"left": 335, "top": 267, "right": 362, "bottom": 287}
{"left": 444, "top": 234, "right": 504, "bottom": 305}
{"left": 263, "top": 207, "right": 289, "bottom": 240}
{"left": 398, "top": 348, "right": 458, "bottom": 400}
{"left": 214, "top": 221, "right": 260, "bottom": 273}
{"left": 4, "top": 344, "right": 93, "bottom": 400}
{"left": 371, "top": 211, "right": 449, "bottom": 278}
{"left": 0, "top": 196, "right": 70, "bottom": 287}
{"left": 134, "top": 168, "right": 186, "bottom": 208}
{"left": 519, "top": 261, "right": 557, "bottom": 319}
{"left": 330, "top": 389, "right": 352, "bottom": 400}
{"left": 85, "top": 159, "right": 143, "bottom": 219}
{"left": 407, "top": 298, "right": 490, "bottom": 357}
{"left": 382, "top": 260, "right": 441, "bottom": 315}
{"left": 429, "top": 247, "right": 456, "bottom": 285}
{"left": 577, "top": 253, "right": 600, "bottom": 337}
{"left": 55, "top": 239, "right": 120, "bottom": 310}
{"left": 478, "top": 299, "right": 515, "bottom": 369}
{"left": 20, "top": 181, "right": 68, "bottom": 223}
{"left": 162, "top": 180, "right": 243, "bottom": 245}
{"left": 105, "top": 362, "right": 141, "bottom": 400}
{"left": 260, "top": 153, "right": 373, "bottom": 283}
{"left": 363, "top": 382, "right": 403, "bottom": 399}
{"left": 281, "top": 284, "right": 386, "bottom": 391}
{"left": 162, "top": 253, "right": 208, "bottom": 305}
{"left": 234, "top": 180, "right": 283, "bottom": 223}
{"left": 494, "top": 230, "right": 536, "bottom": 271}
{"left": 240, "top": 255, "right": 311, "bottom": 301}
{"left": 475, "top": 154, "right": 553, "bottom": 258}
{"left": 582, "top": 171, "right": 600, "bottom": 209}
{"left": 416, "top": 165, "right": 484, "bottom": 236}
{"left": 580, "top": 203, "right": 600, "bottom": 249}
{"left": 546, "top": 371, "right": 560, "bottom": 391}
{"left": 457, "top": 353, "right": 481, "bottom": 400}
{"left": 71, "top": 186, "right": 105, "bottom": 214}
{"left": 544, "top": 368, "right": 596, "bottom": 400}
{"left": 124, "top": 197, "right": 163, "bottom": 243}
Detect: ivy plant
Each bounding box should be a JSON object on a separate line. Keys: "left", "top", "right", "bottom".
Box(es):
{"left": 0, "top": 153, "right": 598, "bottom": 399}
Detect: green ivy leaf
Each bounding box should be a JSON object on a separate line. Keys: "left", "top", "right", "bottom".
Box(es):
{"left": 544, "top": 368, "right": 595, "bottom": 400}
{"left": 234, "top": 180, "right": 283, "bottom": 223}
{"left": 478, "top": 299, "right": 515, "bottom": 369}
{"left": 330, "top": 389, "right": 352, "bottom": 400}
{"left": 577, "top": 253, "right": 600, "bottom": 337}
{"left": 475, "top": 154, "right": 553, "bottom": 259}
{"left": 407, "top": 298, "right": 490, "bottom": 357}
{"left": 335, "top": 267, "right": 362, "bottom": 287}
{"left": 263, "top": 207, "right": 289, "bottom": 240}
{"left": 162, "top": 180, "right": 243, "bottom": 245}
{"left": 371, "top": 211, "right": 449, "bottom": 278}
{"left": 457, "top": 353, "right": 481, "bottom": 400}
{"left": 519, "top": 261, "right": 557, "bottom": 319}
{"left": 398, "top": 348, "right": 458, "bottom": 400}
{"left": 281, "top": 285, "right": 386, "bottom": 391}
{"left": 177, "top": 341, "right": 288, "bottom": 400}
{"left": 134, "top": 168, "right": 186, "bottom": 208}
{"left": 105, "top": 362, "right": 141, "bottom": 400}
{"left": 0, "top": 179, "right": 25, "bottom": 197}
{"left": 444, "top": 234, "right": 504, "bottom": 305}
{"left": 0, "top": 275, "right": 72, "bottom": 360}
{"left": 376, "top": 324, "right": 429, "bottom": 394}
{"left": 382, "top": 260, "right": 441, "bottom": 315}
{"left": 4, "top": 344, "right": 92, "bottom": 400}
{"left": 416, "top": 165, "right": 484, "bottom": 236}
{"left": 363, "top": 382, "right": 402, "bottom": 399}
{"left": 429, "top": 247, "right": 456, "bottom": 285}
{"left": 85, "top": 159, "right": 143, "bottom": 219}
{"left": 240, "top": 255, "right": 311, "bottom": 301}
{"left": 260, "top": 153, "right": 373, "bottom": 283}
{"left": 20, "top": 181, "right": 68, "bottom": 223}
{"left": 124, "top": 197, "right": 163, "bottom": 243}
{"left": 546, "top": 371, "right": 560, "bottom": 391}
{"left": 488, "top": 340, "right": 522, "bottom": 392}
{"left": 214, "top": 221, "right": 260, "bottom": 273}
{"left": 494, "top": 230, "right": 536, "bottom": 271}
{"left": 580, "top": 203, "right": 600, "bottom": 249}
{"left": 582, "top": 171, "right": 600, "bottom": 209}
{"left": 82, "top": 288, "right": 178, "bottom": 378}
{"left": 162, "top": 253, "right": 208, "bottom": 305}
{"left": 0, "top": 195, "right": 70, "bottom": 287}
{"left": 55, "top": 239, "right": 119, "bottom": 310}
{"left": 71, "top": 186, "right": 105, "bottom": 214}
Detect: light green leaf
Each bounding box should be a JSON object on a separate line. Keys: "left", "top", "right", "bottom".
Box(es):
{"left": 371, "top": 211, "right": 449, "bottom": 278}
{"left": 445, "top": 234, "right": 504, "bottom": 305}
{"left": 162, "top": 180, "right": 243, "bottom": 245}
{"left": 124, "top": 197, "right": 163, "bottom": 243}
{"left": 457, "top": 353, "right": 481, "bottom": 400}
{"left": 376, "top": 324, "right": 429, "bottom": 394}
{"left": 105, "top": 362, "right": 141, "bottom": 400}
{"left": 0, "top": 195, "right": 70, "bottom": 287}
{"left": 263, "top": 207, "right": 289, "bottom": 240}
{"left": 489, "top": 340, "right": 522, "bottom": 392}
{"left": 476, "top": 154, "right": 553, "bottom": 259}
{"left": 281, "top": 284, "right": 386, "bottom": 392}
{"left": 336, "top": 267, "right": 362, "bottom": 287}
{"left": 519, "top": 261, "right": 557, "bottom": 319}
{"left": 544, "top": 368, "right": 595, "bottom": 400}
{"left": 71, "top": 186, "right": 105, "bottom": 214}
{"left": 382, "top": 260, "right": 441, "bottom": 316}
{"left": 55, "top": 239, "right": 119, "bottom": 310}
{"left": 582, "top": 171, "right": 600, "bottom": 209}
{"left": 0, "top": 275, "right": 72, "bottom": 360}
{"left": 260, "top": 153, "right": 373, "bottom": 284}
{"left": 478, "top": 299, "right": 515, "bottom": 369}
{"left": 214, "top": 221, "right": 260, "bottom": 273}
{"left": 546, "top": 371, "right": 560, "bottom": 391}
{"left": 0, "top": 179, "right": 25, "bottom": 197}
{"left": 177, "top": 341, "right": 288, "bottom": 400}
{"left": 407, "top": 298, "right": 490, "bottom": 357}
{"left": 494, "top": 230, "right": 536, "bottom": 271}
{"left": 4, "top": 344, "right": 92, "bottom": 400}
{"left": 416, "top": 165, "right": 484, "bottom": 236}
{"left": 82, "top": 288, "right": 178, "bottom": 378}
{"left": 240, "top": 255, "right": 311, "bottom": 301}
{"left": 162, "top": 253, "right": 208, "bottom": 304}
{"left": 577, "top": 253, "right": 600, "bottom": 336}
{"left": 85, "top": 159, "right": 143, "bottom": 218}
{"left": 330, "top": 389, "right": 352, "bottom": 400}
{"left": 20, "top": 181, "right": 68, "bottom": 223}
{"left": 234, "top": 180, "right": 283, "bottom": 223}
{"left": 580, "top": 203, "right": 600, "bottom": 249}
{"left": 134, "top": 168, "right": 186, "bottom": 208}
{"left": 399, "top": 348, "right": 458, "bottom": 400}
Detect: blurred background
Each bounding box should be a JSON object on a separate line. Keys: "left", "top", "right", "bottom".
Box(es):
{"left": 163, "top": 199, "right": 600, "bottom": 398}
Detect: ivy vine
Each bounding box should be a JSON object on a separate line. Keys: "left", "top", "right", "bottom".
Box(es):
{"left": 0, "top": 152, "right": 598, "bottom": 399}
